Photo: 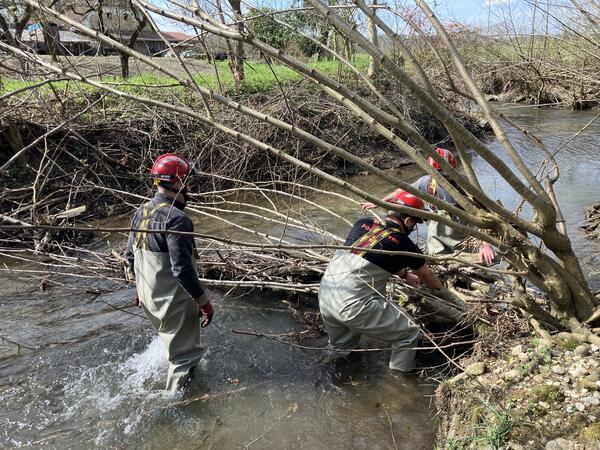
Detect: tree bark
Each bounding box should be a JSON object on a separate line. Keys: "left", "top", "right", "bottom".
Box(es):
{"left": 227, "top": 0, "right": 245, "bottom": 89}
{"left": 367, "top": 0, "right": 379, "bottom": 78}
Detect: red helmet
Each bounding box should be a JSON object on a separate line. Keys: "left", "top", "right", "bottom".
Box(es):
{"left": 150, "top": 153, "right": 190, "bottom": 183}
{"left": 392, "top": 191, "right": 426, "bottom": 223}
{"left": 428, "top": 147, "right": 457, "bottom": 170}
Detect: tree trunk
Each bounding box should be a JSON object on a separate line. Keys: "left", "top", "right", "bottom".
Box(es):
{"left": 367, "top": 0, "right": 379, "bottom": 78}
{"left": 43, "top": 22, "right": 63, "bottom": 61}
{"left": 120, "top": 53, "right": 130, "bottom": 78}
{"left": 227, "top": 0, "right": 245, "bottom": 89}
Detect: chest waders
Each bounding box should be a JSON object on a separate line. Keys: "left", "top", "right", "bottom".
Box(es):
{"left": 133, "top": 201, "right": 203, "bottom": 392}
{"left": 318, "top": 221, "right": 421, "bottom": 372}
{"left": 426, "top": 178, "right": 467, "bottom": 255}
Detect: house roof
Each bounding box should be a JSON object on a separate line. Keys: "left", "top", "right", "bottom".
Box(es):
{"left": 26, "top": 29, "right": 91, "bottom": 43}
{"left": 116, "top": 30, "right": 188, "bottom": 42}
{"left": 163, "top": 32, "right": 196, "bottom": 42}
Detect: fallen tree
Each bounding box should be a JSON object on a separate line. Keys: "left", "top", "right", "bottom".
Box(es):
{"left": 0, "top": 0, "right": 599, "bottom": 340}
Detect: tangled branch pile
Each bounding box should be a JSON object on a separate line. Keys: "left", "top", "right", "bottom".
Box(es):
{"left": 581, "top": 202, "right": 600, "bottom": 240}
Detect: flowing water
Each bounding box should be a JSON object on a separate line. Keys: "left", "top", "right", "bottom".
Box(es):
{"left": 1, "top": 107, "right": 600, "bottom": 449}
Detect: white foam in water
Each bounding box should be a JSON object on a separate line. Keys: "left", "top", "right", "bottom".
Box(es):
{"left": 62, "top": 336, "right": 167, "bottom": 431}
{"left": 119, "top": 336, "right": 166, "bottom": 392}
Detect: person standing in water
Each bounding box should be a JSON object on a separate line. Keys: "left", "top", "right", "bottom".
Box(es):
{"left": 124, "top": 153, "right": 214, "bottom": 393}
{"left": 319, "top": 192, "right": 444, "bottom": 372}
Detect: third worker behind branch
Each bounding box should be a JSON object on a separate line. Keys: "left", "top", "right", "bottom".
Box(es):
{"left": 319, "top": 191, "right": 444, "bottom": 373}
{"left": 362, "top": 147, "right": 495, "bottom": 265}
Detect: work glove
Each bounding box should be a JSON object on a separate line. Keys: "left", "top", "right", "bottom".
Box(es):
{"left": 198, "top": 301, "right": 214, "bottom": 328}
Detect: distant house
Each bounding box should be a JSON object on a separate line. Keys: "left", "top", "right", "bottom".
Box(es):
{"left": 24, "top": 25, "right": 93, "bottom": 55}
{"left": 3, "top": 1, "right": 227, "bottom": 58}
{"left": 34, "top": 0, "right": 195, "bottom": 56}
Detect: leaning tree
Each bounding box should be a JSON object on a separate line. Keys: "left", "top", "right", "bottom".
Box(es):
{"left": 1, "top": 0, "right": 599, "bottom": 343}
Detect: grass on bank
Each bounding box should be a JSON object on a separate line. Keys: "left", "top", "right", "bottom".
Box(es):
{"left": 0, "top": 54, "right": 370, "bottom": 97}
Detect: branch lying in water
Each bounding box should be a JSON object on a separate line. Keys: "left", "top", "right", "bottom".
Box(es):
{"left": 0, "top": 224, "right": 524, "bottom": 276}
{"left": 231, "top": 329, "right": 478, "bottom": 352}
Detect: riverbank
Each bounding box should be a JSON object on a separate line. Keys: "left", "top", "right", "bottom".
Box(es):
{"left": 435, "top": 317, "right": 600, "bottom": 449}
{"left": 0, "top": 80, "right": 482, "bottom": 241}
{"left": 3, "top": 72, "right": 600, "bottom": 448}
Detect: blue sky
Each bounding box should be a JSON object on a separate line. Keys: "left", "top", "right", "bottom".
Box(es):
{"left": 432, "top": 0, "right": 488, "bottom": 21}
{"left": 429, "top": 0, "right": 510, "bottom": 26}
{"left": 156, "top": 0, "right": 522, "bottom": 32}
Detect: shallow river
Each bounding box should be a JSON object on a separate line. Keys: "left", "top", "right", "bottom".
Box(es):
{"left": 1, "top": 106, "right": 600, "bottom": 449}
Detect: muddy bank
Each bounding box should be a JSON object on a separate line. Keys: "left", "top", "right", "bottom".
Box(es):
{"left": 476, "top": 65, "right": 600, "bottom": 110}
{"left": 0, "top": 83, "right": 482, "bottom": 247}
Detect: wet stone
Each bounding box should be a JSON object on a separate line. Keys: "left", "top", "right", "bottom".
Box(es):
{"left": 574, "top": 344, "right": 590, "bottom": 356}
{"left": 502, "top": 369, "right": 521, "bottom": 381}
{"left": 585, "top": 373, "right": 600, "bottom": 383}
{"left": 465, "top": 362, "right": 486, "bottom": 376}
{"left": 581, "top": 396, "right": 600, "bottom": 406}
{"left": 552, "top": 365, "right": 566, "bottom": 375}
{"left": 568, "top": 367, "right": 584, "bottom": 378}
{"left": 545, "top": 437, "right": 574, "bottom": 450}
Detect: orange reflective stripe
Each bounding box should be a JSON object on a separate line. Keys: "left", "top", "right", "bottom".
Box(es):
{"left": 350, "top": 220, "right": 403, "bottom": 257}
{"left": 351, "top": 221, "right": 384, "bottom": 249}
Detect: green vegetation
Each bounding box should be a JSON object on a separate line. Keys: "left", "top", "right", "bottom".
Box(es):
{"left": 530, "top": 385, "right": 561, "bottom": 404}
{"left": 246, "top": 7, "right": 324, "bottom": 58}
{"left": 438, "top": 394, "right": 520, "bottom": 450}
{"left": 0, "top": 54, "right": 371, "bottom": 97}
{"left": 582, "top": 422, "right": 600, "bottom": 441}
{"left": 557, "top": 337, "right": 582, "bottom": 351}
{"left": 469, "top": 402, "right": 515, "bottom": 449}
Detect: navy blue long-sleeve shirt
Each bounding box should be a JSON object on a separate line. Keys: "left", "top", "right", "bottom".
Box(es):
{"left": 124, "top": 192, "right": 204, "bottom": 299}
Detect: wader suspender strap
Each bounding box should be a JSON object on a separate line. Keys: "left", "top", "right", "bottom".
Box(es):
{"left": 428, "top": 178, "right": 437, "bottom": 196}
{"left": 351, "top": 220, "right": 404, "bottom": 257}
{"left": 133, "top": 202, "right": 172, "bottom": 250}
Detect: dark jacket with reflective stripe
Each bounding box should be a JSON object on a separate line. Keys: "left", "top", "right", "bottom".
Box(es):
{"left": 124, "top": 192, "right": 204, "bottom": 299}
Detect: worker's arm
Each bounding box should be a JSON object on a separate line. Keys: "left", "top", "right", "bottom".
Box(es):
{"left": 412, "top": 264, "right": 444, "bottom": 289}
{"left": 166, "top": 215, "right": 205, "bottom": 299}
{"left": 361, "top": 189, "right": 404, "bottom": 209}
{"left": 122, "top": 211, "right": 141, "bottom": 281}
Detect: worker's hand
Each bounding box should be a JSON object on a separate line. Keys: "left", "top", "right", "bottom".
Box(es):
{"left": 478, "top": 242, "right": 495, "bottom": 265}
{"left": 134, "top": 292, "right": 142, "bottom": 308}
{"left": 405, "top": 272, "right": 421, "bottom": 288}
{"left": 198, "top": 301, "right": 214, "bottom": 328}
{"left": 361, "top": 202, "right": 378, "bottom": 210}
